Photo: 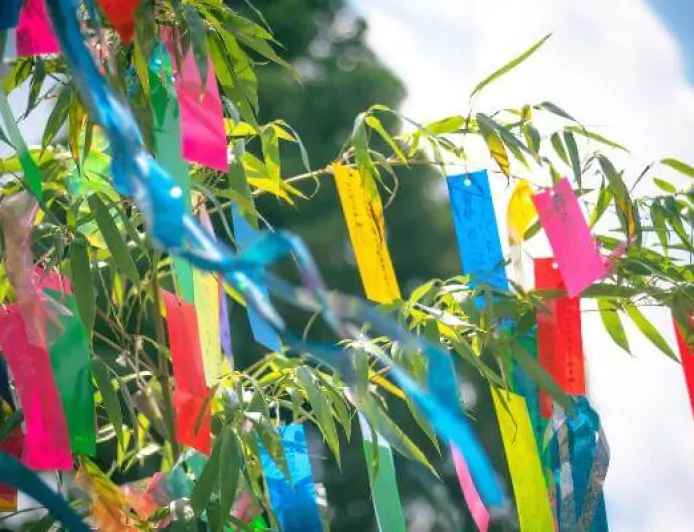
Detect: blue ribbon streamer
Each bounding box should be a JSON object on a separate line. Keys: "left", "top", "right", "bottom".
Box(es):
{"left": 43, "top": 0, "right": 507, "bottom": 514}
{"left": 259, "top": 424, "right": 323, "bottom": 532}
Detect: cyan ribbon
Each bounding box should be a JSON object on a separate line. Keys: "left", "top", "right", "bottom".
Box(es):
{"left": 259, "top": 423, "right": 323, "bottom": 532}
{"left": 44, "top": 0, "right": 506, "bottom": 514}
{"left": 544, "top": 396, "right": 609, "bottom": 531}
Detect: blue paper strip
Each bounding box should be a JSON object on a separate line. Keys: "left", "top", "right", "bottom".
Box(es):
{"left": 446, "top": 171, "right": 508, "bottom": 290}
{"left": 0, "top": 0, "right": 22, "bottom": 30}
{"left": 232, "top": 205, "right": 282, "bottom": 353}
{"left": 260, "top": 424, "right": 323, "bottom": 532}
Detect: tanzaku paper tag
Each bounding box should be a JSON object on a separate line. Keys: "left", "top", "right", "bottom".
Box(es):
{"left": 533, "top": 177, "right": 607, "bottom": 297}
{"left": 97, "top": 0, "right": 139, "bottom": 43}
{"left": 16, "top": 0, "right": 60, "bottom": 57}
{"left": 534, "top": 258, "right": 586, "bottom": 418}
{"left": 163, "top": 28, "right": 228, "bottom": 172}
{"left": 491, "top": 389, "right": 554, "bottom": 531}
{"left": 507, "top": 179, "right": 537, "bottom": 245}
{"left": 446, "top": 170, "right": 508, "bottom": 289}
{"left": 332, "top": 163, "right": 401, "bottom": 304}
{"left": 0, "top": 306, "right": 72, "bottom": 470}
{"left": 161, "top": 291, "right": 211, "bottom": 455}
{"left": 259, "top": 424, "right": 322, "bottom": 532}
{"left": 192, "top": 268, "right": 223, "bottom": 385}
{"left": 358, "top": 414, "right": 406, "bottom": 532}
{"left": 673, "top": 314, "right": 694, "bottom": 419}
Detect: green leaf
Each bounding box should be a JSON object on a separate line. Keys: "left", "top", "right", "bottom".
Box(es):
{"left": 597, "top": 300, "right": 630, "bottom": 354}
{"left": 625, "top": 306, "right": 677, "bottom": 360}
{"left": 661, "top": 158, "right": 694, "bottom": 179}
{"left": 563, "top": 131, "right": 581, "bottom": 186}
{"left": 365, "top": 115, "right": 406, "bottom": 162}
{"left": 598, "top": 154, "right": 639, "bottom": 243}
{"left": 218, "top": 426, "right": 241, "bottom": 528}
{"left": 535, "top": 101, "right": 577, "bottom": 122}
{"left": 471, "top": 33, "right": 551, "bottom": 97}
{"left": 69, "top": 240, "right": 95, "bottom": 338}
{"left": 476, "top": 113, "right": 510, "bottom": 177}
{"left": 550, "top": 132, "right": 568, "bottom": 165}
{"left": 183, "top": 5, "right": 209, "bottom": 91}
{"left": 653, "top": 177, "right": 677, "bottom": 194}
{"left": 41, "top": 85, "right": 72, "bottom": 152}
{"left": 589, "top": 179, "right": 613, "bottom": 228}
{"left": 260, "top": 126, "right": 281, "bottom": 182}
{"left": 88, "top": 195, "right": 140, "bottom": 285}
{"left": 423, "top": 115, "right": 466, "bottom": 135}
{"left": 566, "top": 126, "right": 629, "bottom": 152}
{"left": 296, "top": 367, "right": 340, "bottom": 463}
{"left": 190, "top": 435, "right": 222, "bottom": 515}
{"left": 92, "top": 360, "right": 124, "bottom": 449}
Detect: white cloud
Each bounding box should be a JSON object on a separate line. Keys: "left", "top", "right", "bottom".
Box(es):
{"left": 351, "top": 0, "right": 694, "bottom": 530}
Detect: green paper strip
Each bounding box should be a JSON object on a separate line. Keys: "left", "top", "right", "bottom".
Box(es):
{"left": 150, "top": 47, "right": 194, "bottom": 303}
{"left": 358, "top": 414, "right": 406, "bottom": 532}
{"left": 46, "top": 290, "right": 97, "bottom": 456}
{"left": 0, "top": 452, "right": 90, "bottom": 531}
{"left": 0, "top": 85, "right": 43, "bottom": 198}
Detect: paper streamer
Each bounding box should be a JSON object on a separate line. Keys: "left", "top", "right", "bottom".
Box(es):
{"left": 533, "top": 177, "right": 607, "bottom": 297}
{"left": 0, "top": 0, "right": 22, "bottom": 30}
{"left": 220, "top": 280, "right": 233, "bottom": 362}
{"left": 333, "top": 164, "right": 401, "bottom": 304}
{"left": 0, "top": 452, "right": 89, "bottom": 530}
{"left": 46, "top": 289, "right": 97, "bottom": 456}
{"left": 544, "top": 397, "right": 609, "bottom": 531}
{"left": 232, "top": 205, "right": 282, "bottom": 352}
{"left": 507, "top": 179, "right": 537, "bottom": 245}
{"left": 163, "top": 28, "right": 227, "bottom": 172}
{"left": 162, "top": 291, "right": 211, "bottom": 455}
{"left": 0, "top": 305, "right": 72, "bottom": 469}
{"left": 491, "top": 389, "right": 554, "bottom": 530}
{"left": 511, "top": 327, "right": 543, "bottom": 450}
{"left": 259, "top": 424, "right": 323, "bottom": 532}
{"left": 150, "top": 45, "right": 195, "bottom": 303}
{"left": 673, "top": 314, "right": 694, "bottom": 418}
{"left": 16, "top": 0, "right": 60, "bottom": 56}
{"left": 358, "top": 414, "right": 406, "bottom": 532}
{"left": 97, "top": 0, "right": 139, "bottom": 43}
{"left": 447, "top": 171, "right": 508, "bottom": 289}
{"left": 535, "top": 258, "right": 586, "bottom": 418}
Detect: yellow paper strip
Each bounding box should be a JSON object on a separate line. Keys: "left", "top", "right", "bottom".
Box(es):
{"left": 332, "top": 164, "right": 401, "bottom": 304}
{"left": 507, "top": 178, "right": 537, "bottom": 245}
{"left": 491, "top": 388, "right": 554, "bottom": 531}
{"left": 193, "top": 269, "right": 222, "bottom": 385}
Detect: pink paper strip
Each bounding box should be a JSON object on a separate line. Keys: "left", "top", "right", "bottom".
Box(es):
{"left": 16, "top": 0, "right": 60, "bottom": 57}
{"left": 163, "top": 29, "right": 228, "bottom": 172}
{"left": 452, "top": 448, "right": 490, "bottom": 532}
{"left": 0, "top": 306, "right": 72, "bottom": 470}
{"left": 532, "top": 177, "right": 607, "bottom": 297}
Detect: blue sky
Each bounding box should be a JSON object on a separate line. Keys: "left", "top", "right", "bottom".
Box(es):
{"left": 350, "top": 1, "right": 694, "bottom": 531}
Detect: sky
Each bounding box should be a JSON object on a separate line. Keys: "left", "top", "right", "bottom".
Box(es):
{"left": 348, "top": 0, "right": 694, "bottom": 531}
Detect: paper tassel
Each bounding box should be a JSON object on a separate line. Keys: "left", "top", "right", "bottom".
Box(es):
{"left": 161, "top": 291, "right": 211, "bottom": 455}
{"left": 533, "top": 177, "right": 607, "bottom": 297}
{"left": 534, "top": 258, "right": 586, "bottom": 418}
{"left": 259, "top": 424, "right": 323, "bottom": 532}
{"left": 358, "top": 414, "right": 406, "bottom": 532}
{"left": 492, "top": 389, "right": 554, "bottom": 530}
{"left": 163, "top": 28, "right": 228, "bottom": 172}
{"left": 672, "top": 314, "right": 694, "bottom": 418}
{"left": 333, "top": 163, "right": 401, "bottom": 304}
{"left": 16, "top": 0, "right": 60, "bottom": 56}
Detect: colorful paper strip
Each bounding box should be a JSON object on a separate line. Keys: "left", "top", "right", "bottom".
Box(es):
{"left": 16, "top": 0, "right": 60, "bottom": 57}
{"left": 97, "top": 0, "right": 139, "bottom": 44}
{"left": 533, "top": 177, "right": 607, "bottom": 297}
{"left": 673, "top": 314, "right": 694, "bottom": 418}
{"left": 259, "top": 424, "right": 323, "bottom": 532}
{"left": 333, "top": 163, "right": 401, "bottom": 304}
{"left": 161, "top": 290, "right": 211, "bottom": 455}
{"left": 45, "top": 290, "right": 97, "bottom": 456}
{"left": 192, "top": 269, "right": 223, "bottom": 385}
{"left": 163, "top": 29, "right": 228, "bottom": 172}
{"left": 534, "top": 258, "right": 586, "bottom": 418}
{"left": 491, "top": 389, "right": 554, "bottom": 530}
{"left": 446, "top": 170, "right": 508, "bottom": 289}
{"left": 0, "top": 306, "right": 72, "bottom": 470}
{"left": 358, "top": 414, "right": 406, "bottom": 532}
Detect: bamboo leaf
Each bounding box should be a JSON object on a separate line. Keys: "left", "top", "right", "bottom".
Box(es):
{"left": 535, "top": 101, "right": 577, "bottom": 122}
{"left": 471, "top": 33, "right": 551, "bottom": 97}
{"left": 476, "top": 113, "right": 510, "bottom": 177}
{"left": 365, "top": 115, "right": 406, "bottom": 162}
{"left": 625, "top": 306, "right": 677, "bottom": 360}
{"left": 218, "top": 426, "right": 241, "bottom": 528}
{"left": 41, "top": 85, "right": 72, "bottom": 152}
{"left": 598, "top": 154, "right": 640, "bottom": 243}
{"left": 92, "top": 360, "right": 124, "bottom": 449}
{"left": 190, "top": 435, "right": 223, "bottom": 515}
{"left": 661, "top": 158, "right": 694, "bottom": 179}
{"left": 563, "top": 131, "right": 581, "bottom": 186}
{"left": 550, "top": 132, "right": 568, "bottom": 165}
{"left": 260, "top": 126, "right": 281, "bottom": 182}
{"left": 296, "top": 367, "right": 340, "bottom": 463}
{"left": 566, "top": 126, "right": 629, "bottom": 152}
{"left": 597, "top": 300, "right": 630, "bottom": 354}
{"left": 69, "top": 240, "right": 95, "bottom": 337}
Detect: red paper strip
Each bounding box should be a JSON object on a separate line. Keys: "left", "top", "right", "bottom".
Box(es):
{"left": 163, "top": 29, "right": 228, "bottom": 172}
{"left": 161, "top": 290, "right": 211, "bottom": 455}
{"left": 673, "top": 315, "right": 694, "bottom": 418}
{"left": 97, "top": 0, "right": 139, "bottom": 44}
{"left": 0, "top": 306, "right": 72, "bottom": 470}
{"left": 16, "top": 0, "right": 60, "bottom": 57}
{"left": 534, "top": 258, "right": 586, "bottom": 418}
{"left": 0, "top": 425, "right": 24, "bottom": 511}
{"left": 533, "top": 177, "right": 607, "bottom": 297}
